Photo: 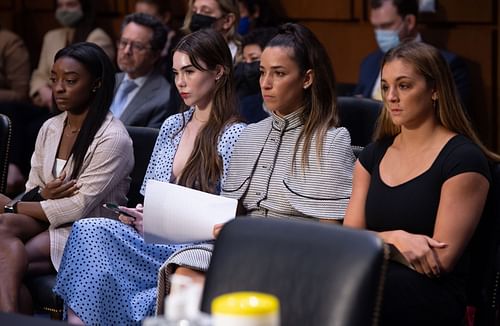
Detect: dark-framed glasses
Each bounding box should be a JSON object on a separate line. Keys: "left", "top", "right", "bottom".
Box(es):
{"left": 117, "top": 39, "right": 151, "bottom": 52}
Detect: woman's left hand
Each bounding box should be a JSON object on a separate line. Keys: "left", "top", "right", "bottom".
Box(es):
{"left": 118, "top": 204, "right": 144, "bottom": 235}
{"left": 383, "top": 230, "right": 447, "bottom": 278}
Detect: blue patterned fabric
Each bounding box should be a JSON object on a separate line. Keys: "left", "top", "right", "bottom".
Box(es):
{"left": 53, "top": 108, "right": 245, "bottom": 325}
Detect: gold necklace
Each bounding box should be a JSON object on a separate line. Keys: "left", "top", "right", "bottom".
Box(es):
{"left": 64, "top": 119, "right": 81, "bottom": 137}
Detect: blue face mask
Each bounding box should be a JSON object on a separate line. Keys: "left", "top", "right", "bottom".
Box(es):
{"left": 375, "top": 29, "right": 400, "bottom": 53}
{"left": 238, "top": 16, "right": 251, "bottom": 35}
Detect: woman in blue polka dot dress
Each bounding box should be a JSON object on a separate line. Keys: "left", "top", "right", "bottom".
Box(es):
{"left": 53, "top": 29, "right": 246, "bottom": 325}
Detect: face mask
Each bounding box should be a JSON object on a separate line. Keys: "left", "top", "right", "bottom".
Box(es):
{"left": 235, "top": 61, "right": 261, "bottom": 97}
{"left": 55, "top": 8, "right": 84, "bottom": 27}
{"left": 374, "top": 29, "right": 400, "bottom": 53}
{"left": 189, "top": 13, "right": 218, "bottom": 32}
{"left": 238, "top": 16, "right": 251, "bottom": 35}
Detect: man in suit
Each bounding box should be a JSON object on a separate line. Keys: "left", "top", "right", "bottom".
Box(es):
{"left": 111, "top": 12, "right": 171, "bottom": 128}
{"left": 354, "top": 0, "right": 470, "bottom": 109}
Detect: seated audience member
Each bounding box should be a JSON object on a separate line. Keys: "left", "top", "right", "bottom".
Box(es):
{"left": 236, "top": 0, "right": 284, "bottom": 35}
{"left": 344, "top": 41, "right": 498, "bottom": 325}
{"left": 53, "top": 29, "right": 245, "bottom": 325}
{"left": 0, "top": 42, "right": 133, "bottom": 313}
{"left": 111, "top": 13, "right": 172, "bottom": 128}
{"left": 0, "top": 25, "right": 31, "bottom": 193}
{"left": 182, "top": 0, "right": 241, "bottom": 61}
{"left": 155, "top": 23, "right": 355, "bottom": 309}
{"left": 134, "top": 0, "right": 179, "bottom": 75}
{"left": 234, "top": 27, "right": 277, "bottom": 123}
{"left": 134, "top": 0, "right": 182, "bottom": 118}
{"left": 354, "top": 0, "right": 470, "bottom": 109}
{"left": 0, "top": 26, "right": 30, "bottom": 102}
{"left": 135, "top": 0, "right": 177, "bottom": 60}
{"left": 31, "top": 0, "right": 115, "bottom": 110}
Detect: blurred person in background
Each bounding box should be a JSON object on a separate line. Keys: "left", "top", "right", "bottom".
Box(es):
{"left": 354, "top": 0, "right": 470, "bottom": 110}
{"left": 182, "top": 0, "right": 241, "bottom": 61}
{"left": 30, "top": 0, "right": 115, "bottom": 110}
{"left": 0, "top": 25, "right": 31, "bottom": 194}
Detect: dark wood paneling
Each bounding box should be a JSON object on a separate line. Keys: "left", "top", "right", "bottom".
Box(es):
{"left": 423, "top": 26, "right": 495, "bottom": 148}
{"left": 0, "top": 0, "right": 14, "bottom": 10}
{"left": 0, "top": 13, "right": 14, "bottom": 29}
{"left": 303, "top": 22, "right": 375, "bottom": 83}
{"left": 420, "top": 0, "right": 494, "bottom": 23}
{"left": 95, "top": 0, "right": 121, "bottom": 14}
{"left": 285, "top": 0, "right": 352, "bottom": 20}
{"left": 0, "top": 0, "right": 497, "bottom": 149}
{"left": 22, "top": 0, "right": 53, "bottom": 11}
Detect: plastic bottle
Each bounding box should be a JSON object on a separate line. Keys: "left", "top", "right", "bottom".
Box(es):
{"left": 143, "top": 274, "right": 211, "bottom": 326}
{"left": 211, "top": 292, "right": 280, "bottom": 326}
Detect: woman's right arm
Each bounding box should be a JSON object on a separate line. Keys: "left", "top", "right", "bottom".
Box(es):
{"left": 343, "top": 160, "right": 370, "bottom": 228}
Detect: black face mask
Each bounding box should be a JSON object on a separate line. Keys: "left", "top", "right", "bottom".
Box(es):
{"left": 235, "top": 61, "right": 261, "bottom": 97}
{"left": 190, "top": 13, "right": 218, "bottom": 32}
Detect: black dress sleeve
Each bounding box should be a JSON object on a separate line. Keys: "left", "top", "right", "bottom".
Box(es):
{"left": 358, "top": 142, "right": 377, "bottom": 174}
{"left": 441, "top": 136, "right": 491, "bottom": 183}
{"left": 359, "top": 138, "right": 393, "bottom": 175}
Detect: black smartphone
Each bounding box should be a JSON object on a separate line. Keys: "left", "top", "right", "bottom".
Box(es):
{"left": 102, "top": 203, "right": 136, "bottom": 220}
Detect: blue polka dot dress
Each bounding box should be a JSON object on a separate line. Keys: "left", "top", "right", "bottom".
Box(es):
{"left": 53, "top": 108, "right": 246, "bottom": 325}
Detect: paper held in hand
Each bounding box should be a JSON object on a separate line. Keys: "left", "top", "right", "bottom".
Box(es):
{"left": 143, "top": 180, "right": 238, "bottom": 244}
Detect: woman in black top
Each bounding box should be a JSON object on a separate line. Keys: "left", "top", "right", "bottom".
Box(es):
{"left": 344, "top": 42, "right": 498, "bottom": 325}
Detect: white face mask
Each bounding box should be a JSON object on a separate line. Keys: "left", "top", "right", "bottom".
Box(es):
{"left": 55, "top": 8, "right": 84, "bottom": 27}
{"left": 374, "top": 29, "right": 400, "bottom": 53}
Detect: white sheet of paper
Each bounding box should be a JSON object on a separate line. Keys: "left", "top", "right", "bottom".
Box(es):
{"left": 143, "top": 179, "right": 238, "bottom": 244}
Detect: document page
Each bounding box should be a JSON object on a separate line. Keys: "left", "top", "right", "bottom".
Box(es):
{"left": 143, "top": 179, "right": 238, "bottom": 244}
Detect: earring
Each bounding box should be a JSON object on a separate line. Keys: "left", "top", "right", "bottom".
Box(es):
{"left": 432, "top": 98, "right": 438, "bottom": 110}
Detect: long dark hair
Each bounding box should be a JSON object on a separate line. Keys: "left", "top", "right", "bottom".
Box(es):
{"left": 53, "top": 42, "right": 115, "bottom": 179}
{"left": 173, "top": 29, "right": 240, "bottom": 193}
{"left": 266, "top": 23, "right": 338, "bottom": 168}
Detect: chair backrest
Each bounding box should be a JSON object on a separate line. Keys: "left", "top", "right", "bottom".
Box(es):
{"left": 201, "top": 218, "right": 388, "bottom": 326}
{"left": 466, "top": 162, "right": 500, "bottom": 325}
{"left": 337, "top": 96, "right": 382, "bottom": 147}
{"left": 0, "top": 114, "right": 12, "bottom": 194}
{"left": 125, "top": 126, "right": 159, "bottom": 207}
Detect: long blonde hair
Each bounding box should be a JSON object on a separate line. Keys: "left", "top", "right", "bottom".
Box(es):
{"left": 375, "top": 41, "right": 500, "bottom": 161}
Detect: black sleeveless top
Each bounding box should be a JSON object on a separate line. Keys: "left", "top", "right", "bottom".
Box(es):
{"left": 359, "top": 134, "right": 490, "bottom": 281}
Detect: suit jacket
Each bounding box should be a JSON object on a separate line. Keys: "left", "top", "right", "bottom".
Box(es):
{"left": 354, "top": 47, "right": 471, "bottom": 108}
{"left": 30, "top": 27, "right": 115, "bottom": 97}
{"left": 115, "top": 72, "right": 171, "bottom": 128}
{"left": 0, "top": 29, "right": 30, "bottom": 102}
{"left": 26, "top": 112, "right": 133, "bottom": 270}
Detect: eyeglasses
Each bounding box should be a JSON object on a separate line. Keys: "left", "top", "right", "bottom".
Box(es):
{"left": 117, "top": 39, "right": 151, "bottom": 52}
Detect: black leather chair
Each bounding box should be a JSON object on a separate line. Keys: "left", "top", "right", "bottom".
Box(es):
{"left": 124, "top": 126, "right": 159, "bottom": 207}
{"left": 466, "top": 162, "right": 500, "bottom": 325}
{"left": 26, "top": 126, "right": 159, "bottom": 319}
{"left": 201, "top": 218, "right": 388, "bottom": 326}
{"left": 337, "top": 96, "right": 382, "bottom": 147}
{"left": 0, "top": 113, "right": 12, "bottom": 194}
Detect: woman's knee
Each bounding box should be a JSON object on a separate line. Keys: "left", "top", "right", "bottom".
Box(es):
{"left": 0, "top": 213, "right": 46, "bottom": 238}
{"left": 0, "top": 238, "right": 28, "bottom": 269}
{"left": 0, "top": 213, "right": 17, "bottom": 234}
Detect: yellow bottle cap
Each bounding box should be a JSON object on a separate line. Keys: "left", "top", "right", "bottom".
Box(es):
{"left": 212, "top": 292, "right": 279, "bottom": 316}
